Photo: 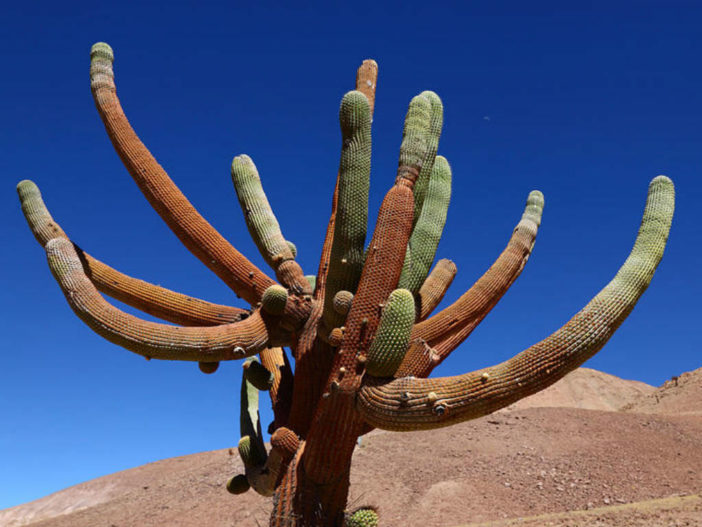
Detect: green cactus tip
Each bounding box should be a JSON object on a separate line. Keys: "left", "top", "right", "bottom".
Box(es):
{"left": 226, "top": 474, "right": 250, "bottom": 495}
{"left": 90, "top": 42, "right": 114, "bottom": 62}
{"left": 261, "top": 284, "right": 288, "bottom": 315}
{"left": 346, "top": 507, "right": 379, "bottom": 527}
{"left": 366, "top": 289, "right": 415, "bottom": 377}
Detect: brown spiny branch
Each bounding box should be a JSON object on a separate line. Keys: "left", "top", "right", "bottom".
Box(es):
{"left": 358, "top": 177, "right": 674, "bottom": 430}
{"left": 17, "top": 180, "right": 246, "bottom": 326}
{"left": 89, "top": 43, "right": 275, "bottom": 304}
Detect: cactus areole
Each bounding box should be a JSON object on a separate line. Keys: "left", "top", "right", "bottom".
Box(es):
{"left": 18, "top": 43, "right": 675, "bottom": 527}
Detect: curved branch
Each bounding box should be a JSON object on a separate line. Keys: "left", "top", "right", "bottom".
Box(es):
{"left": 17, "top": 180, "right": 245, "bottom": 326}
{"left": 410, "top": 190, "right": 544, "bottom": 347}
{"left": 89, "top": 43, "right": 275, "bottom": 304}
{"left": 45, "top": 238, "right": 278, "bottom": 361}
{"left": 230, "top": 155, "right": 309, "bottom": 292}
{"left": 260, "top": 347, "right": 294, "bottom": 428}
{"left": 358, "top": 177, "right": 674, "bottom": 431}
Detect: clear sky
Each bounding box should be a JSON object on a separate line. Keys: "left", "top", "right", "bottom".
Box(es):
{"left": 1, "top": 0, "right": 701, "bottom": 510}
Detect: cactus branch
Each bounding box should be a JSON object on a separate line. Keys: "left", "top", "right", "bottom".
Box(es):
{"left": 45, "top": 238, "right": 278, "bottom": 361}
{"left": 399, "top": 155, "right": 452, "bottom": 294}
{"left": 316, "top": 60, "right": 378, "bottom": 306}
{"left": 366, "top": 289, "right": 416, "bottom": 377}
{"left": 412, "top": 91, "right": 444, "bottom": 225}
{"left": 409, "top": 190, "right": 544, "bottom": 357}
{"left": 231, "top": 155, "right": 309, "bottom": 292}
{"left": 355, "top": 59, "right": 378, "bottom": 117}
{"left": 89, "top": 43, "right": 275, "bottom": 304}
{"left": 358, "top": 177, "right": 674, "bottom": 430}
{"left": 17, "top": 180, "right": 247, "bottom": 326}
{"left": 322, "top": 91, "right": 372, "bottom": 330}
{"left": 416, "top": 258, "right": 457, "bottom": 321}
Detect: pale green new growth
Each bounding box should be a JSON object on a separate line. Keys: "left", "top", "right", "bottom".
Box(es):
{"left": 346, "top": 508, "right": 379, "bottom": 527}
{"left": 397, "top": 95, "right": 431, "bottom": 183}
{"left": 323, "top": 91, "right": 372, "bottom": 329}
{"left": 89, "top": 43, "right": 114, "bottom": 93}
{"left": 367, "top": 289, "right": 416, "bottom": 377}
{"left": 261, "top": 284, "right": 288, "bottom": 315}
{"left": 16, "top": 180, "right": 66, "bottom": 245}
{"left": 522, "top": 190, "right": 545, "bottom": 225}
{"left": 606, "top": 176, "right": 673, "bottom": 301}
{"left": 90, "top": 42, "right": 113, "bottom": 62}
{"left": 412, "top": 91, "right": 444, "bottom": 223}
{"left": 399, "top": 155, "right": 452, "bottom": 293}
{"left": 231, "top": 155, "right": 294, "bottom": 271}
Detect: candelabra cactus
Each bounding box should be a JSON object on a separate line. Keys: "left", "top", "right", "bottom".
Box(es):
{"left": 17, "top": 42, "right": 675, "bottom": 527}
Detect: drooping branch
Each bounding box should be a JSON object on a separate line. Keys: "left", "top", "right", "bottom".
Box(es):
{"left": 260, "top": 347, "right": 294, "bottom": 428}
{"left": 405, "top": 190, "right": 544, "bottom": 375}
{"left": 17, "top": 180, "right": 246, "bottom": 326}
{"left": 89, "top": 43, "right": 275, "bottom": 304}
{"left": 230, "top": 155, "right": 309, "bottom": 293}
{"left": 416, "top": 258, "right": 457, "bottom": 321}
{"left": 358, "top": 176, "right": 674, "bottom": 430}
{"left": 45, "top": 238, "right": 281, "bottom": 361}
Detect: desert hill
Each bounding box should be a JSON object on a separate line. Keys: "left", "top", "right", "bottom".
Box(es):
{"left": 1, "top": 367, "right": 700, "bottom": 527}
{"left": 622, "top": 366, "right": 702, "bottom": 416}
{"left": 504, "top": 367, "right": 654, "bottom": 412}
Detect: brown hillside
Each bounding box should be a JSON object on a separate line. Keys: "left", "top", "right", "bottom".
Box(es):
{"left": 2, "top": 367, "right": 700, "bottom": 527}
{"left": 622, "top": 366, "right": 702, "bottom": 416}
{"left": 504, "top": 367, "right": 654, "bottom": 412}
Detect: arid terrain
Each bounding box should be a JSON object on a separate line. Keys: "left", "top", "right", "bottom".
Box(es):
{"left": 2, "top": 367, "right": 700, "bottom": 527}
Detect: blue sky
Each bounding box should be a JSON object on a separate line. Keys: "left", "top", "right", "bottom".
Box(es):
{"left": 1, "top": 0, "right": 701, "bottom": 510}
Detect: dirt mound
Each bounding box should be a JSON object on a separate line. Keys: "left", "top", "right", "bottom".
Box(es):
{"left": 0, "top": 449, "right": 268, "bottom": 527}
{"left": 3, "top": 407, "right": 702, "bottom": 527}
{"left": 504, "top": 367, "right": 654, "bottom": 412}
{"left": 622, "top": 366, "right": 702, "bottom": 416}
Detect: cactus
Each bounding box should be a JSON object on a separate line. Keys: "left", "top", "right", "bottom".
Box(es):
{"left": 243, "top": 358, "right": 275, "bottom": 391}
{"left": 17, "top": 43, "right": 676, "bottom": 527}
{"left": 366, "top": 289, "right": 416, "bottom": 377}
{"left": 226, "top": 474, "right": 250, "bottom": 495}
{"left": 332, "top": 290, "right": 354, "bottom": 316}
{"left": 346, "top": 507, "right": 379, "bottom": 527}
{"left": 261, "top": 284, "right": 289, "bottom": 315}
